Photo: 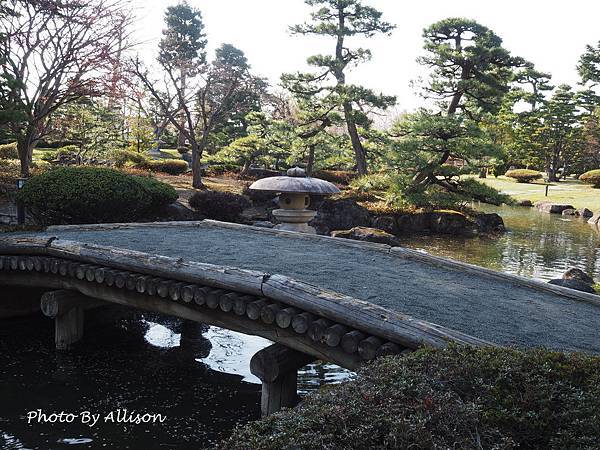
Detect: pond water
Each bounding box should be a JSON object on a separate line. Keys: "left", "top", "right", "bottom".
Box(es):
{"left": 1, "top": 204, "right": 598, "bottom": 449}
{"left": 0, "top": 308, "right": 352, "bottom": 449}
{"left": 399, "top": 204, "right": 600, "bottom": 282}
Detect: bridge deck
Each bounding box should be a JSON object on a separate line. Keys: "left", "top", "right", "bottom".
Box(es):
{"left": 14, "top": 221, "right": 600, "bottom": 354}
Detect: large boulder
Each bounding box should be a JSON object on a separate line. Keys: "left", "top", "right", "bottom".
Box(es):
{"left": 429, "top": 211, "right": 477, "bottom": 236}
{"left": 548, "top": 279, "right": 597, "bottom": 294}
{"left": 473, "top": 213, "right": 505, "bottom": 233}
{"left": 240, "top": 205, "right": 271, "bottom": 223}
{"left": 310, "top": 198, "right": 371, "bottom": 235}
{"left": 370, "top": 215, "right": 400, "bottom": 235}
{"left": 562, "top": 268, "right": 595, "bottom": 285}
{"left": 396, "top": 213, "right": 430, "bottom": 233}
{"left": 160, "top": 201, "right": 198, "bottom": 221}
{"left": 331, "top": 227, "right": 401, "bottom": 246}
{"left": 535, "top": 201, "right": 575, "bottom": 214}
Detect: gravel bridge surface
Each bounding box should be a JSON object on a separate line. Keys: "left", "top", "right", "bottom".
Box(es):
{"left": 23, "top": 222, "right": 600, "bottom": 354}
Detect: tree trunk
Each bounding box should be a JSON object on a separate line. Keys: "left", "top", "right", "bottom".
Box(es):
{"left": 17, "top": 137, "right": 36, "bottom": 178}
{"left": 547, "top": 148, "right": 561, "bottom": 182}
{"left": 191, "top": 133, "right": 210, "bottom": 189}
{"left": 333, "top": 7, "right": 368, "bottom": 176}
{"left": 178, "top": 72, "right": 187, "bottom": 149}
{"left": 192, "top": 145, "right": 204, "bottom": 189}
{"left": 306, "top": 144, "right": 315, "bottom": 176}
{"left": 343, "top": 103, "right": 368, "bottom": 176}
{"left": 241, "top": 160, "right": 252, "bottom": 177}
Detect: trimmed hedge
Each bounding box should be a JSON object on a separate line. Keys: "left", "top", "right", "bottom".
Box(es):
{"left": 111, "top": 148, "right": 149, "bottom": 168}
{"left": 579, "top": 169, "right": 600, "bottom": 188}
{"left": 220, "top": 346, "right": 600, "bottom": 449}
{"left": 0, "top": 142, "right": 18, "bottom": 160}
{"left": 146, "top": 159, "right": 189, "bottom": 175}
{"left": 17, "top": 167, "right": 177, "bottom": 225}
{"left": 189, "top": 190, "right": 250, "bottom": 223}
{"left": 505, "top": 169, "right": 542, "bottom": 183}
{"left": 110, "top": 149, "right": 188, "bottom": 175}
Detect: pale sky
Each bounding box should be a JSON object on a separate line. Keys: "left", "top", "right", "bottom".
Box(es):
{"left": 131, "top": 0, "right": 600, "bottom": 114}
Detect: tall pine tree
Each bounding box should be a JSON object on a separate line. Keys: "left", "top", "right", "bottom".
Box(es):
{"left": 284, "top": 0, "right": 396, "bottom": 175}
{"left": 158, "top": 2, "right": 207, "bottom": 150}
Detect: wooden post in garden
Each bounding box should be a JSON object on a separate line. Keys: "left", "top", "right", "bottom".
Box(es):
{"left": 41, "top": 290, "right": 104, "bottom": 351}
{"left": 250, "top": 343, "right": 315, "bottom": 417}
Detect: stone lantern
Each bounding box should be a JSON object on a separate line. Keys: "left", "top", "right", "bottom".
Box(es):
{"left": 249, "top": 167, "right": 340, "bottom": 234}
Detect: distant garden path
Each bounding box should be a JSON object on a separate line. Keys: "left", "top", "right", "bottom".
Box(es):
{"left": 26, "top": 221, "right": 600, "bottom": 354}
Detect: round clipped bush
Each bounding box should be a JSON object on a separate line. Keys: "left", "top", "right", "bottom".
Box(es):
{"left": 0, "top": 142, "right": 18, "bottom": 159}
{"left": 220, "top": 346, "right": 600, "bottom": 450}
{"left": 505, "top": 169, "right": 543, "bottom": 183}
{"left": 17, "top": 167, "right": 177, "bottom": 225}
{"left": 0, "top": 159, "right": 21, "bottom": 179}
{"left": 189, "top": 190, "right": 250, "bottom": 223}
{"left": 110, "top": 148, "right": 150, "bottom": 168}
{"left": 579, "top": 169, "right": 600, "bottom": 188}
{"left": 146, "top": 159, "right": 189, "bottom": 175}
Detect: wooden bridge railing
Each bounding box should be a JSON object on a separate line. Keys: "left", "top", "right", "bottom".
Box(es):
{"left": 0, "top": 235, "right": 491, "bottom": 415}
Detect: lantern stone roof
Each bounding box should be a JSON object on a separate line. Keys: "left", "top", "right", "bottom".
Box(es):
{"left": 249, "top": 167, "right": 341, "bottom": 195}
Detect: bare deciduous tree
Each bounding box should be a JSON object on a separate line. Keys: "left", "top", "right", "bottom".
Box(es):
{"left": 0, "top": 0, "right": 131, "bottom": 176}
{"left": 132, "top": 43, "right": 267, "bottom": 188}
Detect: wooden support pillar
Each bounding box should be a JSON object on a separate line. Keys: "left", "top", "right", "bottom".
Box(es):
{"left": 179, "top": 320, "right": 211, "bottom": 358}
{"left": 250, "top": 343, "right": 315, "bottom": 417}
{"left": 41, "top": 290, "right": 104, "bottom": 351}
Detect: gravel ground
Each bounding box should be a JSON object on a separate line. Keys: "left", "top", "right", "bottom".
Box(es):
{"left": 19, "top": 224, "right": 600, "bottom": 354}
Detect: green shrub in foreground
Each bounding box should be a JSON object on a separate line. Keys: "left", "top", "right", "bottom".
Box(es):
{"left": 220, "top": 346, "right": 600, "bottom": 450}
{"left": 505, "top": 169, "right": 543, "bottom": 183}
{"left": 579, "top": 169, "right": 600, "bottom": 188}
{"left": 17, "top": 167, "right": 177, "bottom": 225}
{"left": 0, "top": 142, "right": 18, "bottom": 159}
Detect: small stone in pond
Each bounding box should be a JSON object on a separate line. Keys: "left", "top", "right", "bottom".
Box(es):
{"left": 561, "top": 209, "right": 578, "bottom": 216}
{"left": 562, "top": 267, "right": 595, "bottom": 285}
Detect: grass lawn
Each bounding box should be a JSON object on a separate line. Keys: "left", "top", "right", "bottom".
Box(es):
{"left": 157, "top": 149, "right": 181, "bottom": 158}
{"left": 475, "top": 176, "right": 600, "bottom": 211}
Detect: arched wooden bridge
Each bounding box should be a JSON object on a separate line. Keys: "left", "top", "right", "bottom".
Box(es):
{"left": 2, "top": 221, "right": 600, "bottom": 414}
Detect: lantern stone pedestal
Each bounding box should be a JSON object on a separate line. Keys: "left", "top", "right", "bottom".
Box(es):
{"left": 272, "top": 208, "right": 317, "bottom": 234}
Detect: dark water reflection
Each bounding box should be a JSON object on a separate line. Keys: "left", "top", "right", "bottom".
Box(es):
{"left": 399, "top": 204, "right": 600, "bottom": 282}
{"left": 0, "top": 308, "right": 351, "bottom": 449}
{"left": 2, "top": 205, "right": 597, "bottom": 449}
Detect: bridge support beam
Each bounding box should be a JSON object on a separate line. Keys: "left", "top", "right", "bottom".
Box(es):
{"left": 41, "top": 290, "right": 105, "bottom": 351}
{"left": 250, "top": 343, "right": 316, "bottom": 417}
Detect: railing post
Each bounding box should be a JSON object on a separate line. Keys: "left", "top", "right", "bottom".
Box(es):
{"left": 250, "top": 343, "right": 315, "bottom": 416}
